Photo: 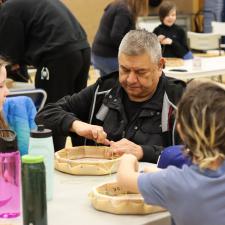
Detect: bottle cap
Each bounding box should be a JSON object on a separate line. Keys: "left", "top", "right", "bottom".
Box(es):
{"left": 30, "top": 125, "right": 52, "bottom": 138}
{"left": 22, "top": 155, "right": 44, "bottom": 164}
{"left": 0, "top": 129, "right": 18, "bottom": 153}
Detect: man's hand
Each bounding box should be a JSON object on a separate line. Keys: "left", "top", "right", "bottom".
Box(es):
{"left": 110, "top": 138, "right": 143, "bottom": 160}
{"left": 71, "top": 120, "right": 110, "bottom": 145}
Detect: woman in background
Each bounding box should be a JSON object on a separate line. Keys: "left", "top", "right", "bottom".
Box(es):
{"left": 92, "top": 0, "right": 149, "bottom": 77}
{"left": 153, "top": 1, "right": 192, "bottom": 59}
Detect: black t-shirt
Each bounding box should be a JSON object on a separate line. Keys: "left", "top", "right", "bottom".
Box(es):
{"left": 122, "top": 76, "right": 165, "bottom": 123}
{"left": 123, "top": 93, "right": 146, "bottom": 122}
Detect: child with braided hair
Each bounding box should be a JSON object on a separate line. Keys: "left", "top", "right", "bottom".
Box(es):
{"left": 117, "top": 80, "right": 225, "bottom": 225}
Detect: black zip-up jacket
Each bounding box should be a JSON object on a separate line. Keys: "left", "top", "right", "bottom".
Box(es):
{"left": 36, "top": 72, "right": 185, "bottom": 163}
{"left": 0, "top": 0, "right": 89, "bottom": 66}
{"left": 153, "top": 24, "right": 189, "bottom": 58}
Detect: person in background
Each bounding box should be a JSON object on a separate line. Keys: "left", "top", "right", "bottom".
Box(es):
{"left": 36, "top": 30, "right": 185, "bottom": 162}
{"left": 0, "top": 57, "right": 9, "bottom": 133}
{"left": 92, "top": 0, "right": 149, "bottom": 77}
{"left": 0, "top": 0, "right": 91, "bottom": 150}
{"left": 117, "top": 80, "right": 225, "bottom": 225}
{"left": 153, "top": 1, "right": 192, "bottom": 59}
{"left": 6, "top": 64, "right": 29, "bottom": 83}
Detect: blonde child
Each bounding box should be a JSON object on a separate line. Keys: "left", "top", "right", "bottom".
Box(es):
{"left": 117, "top": 81, "right": 225, "bottom": 225}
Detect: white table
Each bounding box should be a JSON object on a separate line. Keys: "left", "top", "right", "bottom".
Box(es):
{"left": 9, "top": 82, "right": 35, "bottom": 91}
{"left": 164, "top": 56, "right": 225, "bottom": 80}
{"left": 0, "top": 170, "right": 171, "bottom": 225}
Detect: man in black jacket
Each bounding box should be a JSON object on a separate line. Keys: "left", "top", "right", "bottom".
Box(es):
{"left": 36, "top": 30, "right": 185, "bottom": 163}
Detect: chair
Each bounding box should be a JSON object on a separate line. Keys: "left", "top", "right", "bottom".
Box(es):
{"left": 187, "top": 31, "right": 222, "bottom": 54}
{"left": 211, "top": 21, "right": 225, "bottom": 34}
{"left": 187, "top": 31, "right": 224, "bottom": 82}
{"left": 7, "top": 89, "right": 47, "bottom": 112}
{"left": 211, "top": 21, "right": 225, "bottom": 48}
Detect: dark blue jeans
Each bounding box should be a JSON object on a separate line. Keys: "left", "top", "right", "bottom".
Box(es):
{"left": 91, "top": 53, "right": 118, "bottom": 77}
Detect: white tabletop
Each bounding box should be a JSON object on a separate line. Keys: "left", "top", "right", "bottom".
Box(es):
{"left": 9, "top": 82, "right": 35, "bottom": 91}
{"left": 164, "top": 56, "right": 225, "bottom": 80}
{"left": 1, "top": 169, "right": 170, "bottom": 225}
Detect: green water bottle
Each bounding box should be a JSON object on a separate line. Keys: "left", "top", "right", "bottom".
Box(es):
{"left": 22, "top": 155, "right": 47, "bottom": 225}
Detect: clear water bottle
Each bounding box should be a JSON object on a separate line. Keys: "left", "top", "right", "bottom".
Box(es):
{"left": 22, "top": 155, "right": 47, "bottom": 225}
{"left": 29, "top": 125, "right": 54, "bottom": 200}
{"left": 0, "top": 129, "right": 20, "bottom": 218}
{"left": 192, "top": 57, "right": 202, "bottom": 70}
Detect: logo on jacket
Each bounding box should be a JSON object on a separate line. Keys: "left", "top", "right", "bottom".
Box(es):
{"left": 41, "top": 67, "right": 50, "bottom": 80}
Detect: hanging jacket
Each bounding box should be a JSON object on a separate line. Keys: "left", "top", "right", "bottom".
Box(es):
{"left": 3, "top": 96, "right": 37, "bottom": 155}
{"left": 36, "top": 72, "right": 185, "bottom": 163}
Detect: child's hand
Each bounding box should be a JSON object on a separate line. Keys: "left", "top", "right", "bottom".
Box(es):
{"left": 119, "top": 154, "right": 139, "bottom": 172}
{"left": 158, "top": 34, "right": 165, "bottom": 42}
{"left": 161, "top": 37, "right": 173, "bottom": 45}
{"left": 117, "top": 154, "right": 140, "bottom": 193}
{"left": 143, "top": 165, "right": 161, "bottom": 173}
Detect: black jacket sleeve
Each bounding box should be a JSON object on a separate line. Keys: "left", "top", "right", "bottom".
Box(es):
{"left": 110, "top": 9, "right": 133, "bottom": 47}
{"left": 35, "top": 84, "right": 97, "bottom": 136}
{"left": 0, "top": 15, "right": 25, "bottom": 63}
{"left": 141, "top": 144, "right": 163, "bottom": 163}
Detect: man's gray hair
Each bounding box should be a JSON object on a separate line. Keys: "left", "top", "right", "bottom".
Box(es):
{"left": 118, "top": 29, "right": 162, "bottom": 64}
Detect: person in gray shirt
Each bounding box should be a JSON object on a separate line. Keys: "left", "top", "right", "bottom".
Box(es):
{"left": 117, "top": 80, "right": 225, "bottom": 225}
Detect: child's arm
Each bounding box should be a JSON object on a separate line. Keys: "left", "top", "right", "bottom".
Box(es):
{"left": 117, "top": 154, "right": 139, "bottom": 193}
{"left": 143, "top": 165, "right": 161, "bottom": 173}
{"left": 161, "top": 37, "right": 172, "bottom": 45}
{"left": 158, "top": 34, "right": 166, "bottom": 42}
{"left": 169, "top": 28, "right": 189, "bottom": 57}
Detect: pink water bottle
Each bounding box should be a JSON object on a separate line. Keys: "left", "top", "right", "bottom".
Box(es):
{"left": 0, "top": 129, "right": 21, "bottom": 218}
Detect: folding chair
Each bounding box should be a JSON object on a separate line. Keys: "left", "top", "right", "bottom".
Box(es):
{"left": 7, "top": 89, "right": 47, "bottom": 112}
{"left": 211, "top": 21, "right": 225, "bottom": 48}
{"left": 187, "top": 31, "right": 223, "bottom": 82}
{"left": 187, "top": 31, "right": 222, "bottom": 54}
